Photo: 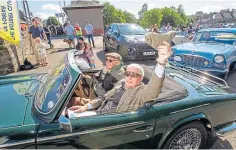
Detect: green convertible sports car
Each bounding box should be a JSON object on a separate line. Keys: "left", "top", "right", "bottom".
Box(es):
{"left": 1, "top": 50, "right": 236, "bottom": 149}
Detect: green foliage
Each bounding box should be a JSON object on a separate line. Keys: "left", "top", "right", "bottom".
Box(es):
{"left": 102, "top": 2, "right": 136, "bottom": 26}
{"left": 123, "top": 11, "right": 137, "bottom": 23}
{"left": 141, "top": 8, "right": 163, "bottom": 28}
{"left": 102, "top": 2, "right": 190, "bottom": 28}
{"left": 160, "top": 7, "right": 184, "bottom": 26}
{"left": 47, "top": 16, "right": 60, "bottom": 26}
{"left": 140, "top": 5, "right": 190, "bottom": 28}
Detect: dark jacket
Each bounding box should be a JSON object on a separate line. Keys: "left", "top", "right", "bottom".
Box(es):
{"left": 87, "top": 64, "right": 125, "bottom": 97}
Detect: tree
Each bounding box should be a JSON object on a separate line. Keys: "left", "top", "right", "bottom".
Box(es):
{"left": 141, "top": 8, "right": 163, "bottom": 28}
{"left": 123, "top": 11, "right": 136, "bottom": 23}
{"left": 160, "top": 7, "right": 184, "bottom": 27}
{"left": 102, "top": 2, "right": 130, "bottom": 26}
{"left": 47, "top": 16, "right": 60, "bottom": 26}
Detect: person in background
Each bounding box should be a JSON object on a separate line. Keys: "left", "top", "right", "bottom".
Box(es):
{"left": 149, "top": 25, "right": 153, "bottom": 32}
{"left": 166, "top": 23, "right": 172, "bottom": 32}
{"left": 84, "top": 42, "right": 95, "bottom": 68}
{"left": 43, "top": 24, "right": 53, "bottom": 49}
{"left": 152, "top": 24, "right": 159, "bottom": 33}
{"left": 77, "top": 36, "right": 95, "bottom": 68}
{"left": 64, "top": 21, "right": 76, "bottom": 48}
{"left": 161, "top": 24, "right": 167, "bottom": 33}
{"left": 75, "top": 23, "right": 83, "bottom": 42}
{"left": 35, "top": 37, "right": 47, "bottom": 67}
{"left": 195, "top": 24, "right": 200, "bottom": 33}
{"left": 85, "top": 20, "right": 95, "bottom": 48}
{"left": 28, "top": 17, "right": 46, "bottom": 66}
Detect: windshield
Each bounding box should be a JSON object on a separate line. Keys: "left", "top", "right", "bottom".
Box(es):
{"left": 119, "top": 24, "right": 147, "bottom": 35}
{"left": 35, "top": 59, "right": 71, "bottom": 113}
{"left": 193, "top": 31, "right": 236, "bottom": 45}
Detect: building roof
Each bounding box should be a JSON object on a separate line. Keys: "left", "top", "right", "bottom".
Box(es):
{"left": 63, "top": 0, "right": 104, "bottom": 12}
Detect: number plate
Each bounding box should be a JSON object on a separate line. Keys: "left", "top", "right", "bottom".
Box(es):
{"left": 143, "top": 52, "right": 155, "bottom": 55}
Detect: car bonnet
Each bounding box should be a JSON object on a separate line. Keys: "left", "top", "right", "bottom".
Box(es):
{"left": 0, "top": 74, "right": 41, "bottom": 128}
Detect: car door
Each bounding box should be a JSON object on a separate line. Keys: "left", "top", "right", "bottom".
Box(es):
{"left": 0, "top": 124, "right": 38, "bottom": 149}
{"left": 104, "top": 24, "right": 114, "bottom": 50}
{"left": 36, "top": 106, "right": 157, "bottom": 149}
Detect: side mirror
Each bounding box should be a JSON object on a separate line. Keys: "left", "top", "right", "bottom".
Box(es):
{"left": 114, "top": 31, "right": 119, "bottom": 37}
{"left": 144, "top": 101, "right": 155, "bottom": 107}
{"left": 58, "top": 115, "right": 72, "bottom": 132}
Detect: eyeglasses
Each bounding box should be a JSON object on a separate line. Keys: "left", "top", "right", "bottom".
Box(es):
{"left": 106, "top": 58, "right": 117, "bottom": 63}
{"left": 124, "top": 71, "right": 141, "bottom": 78}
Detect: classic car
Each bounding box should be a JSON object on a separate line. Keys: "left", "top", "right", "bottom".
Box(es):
{"left": 103, "top": 23, "right": 158, "bottom": 60}
{"left": 169, "top": 28, "right": 236, "bottom": 79}
{"left": 1, "top": 50, "right": 236, "bottom": 149}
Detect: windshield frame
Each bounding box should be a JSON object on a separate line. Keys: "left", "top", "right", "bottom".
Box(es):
{"left": 118, "top": 24, "right": 147, "bottom": 35}
{"left": 193, "top": 31, "right": 236, "bottom": 45}
{"left": 34, "top": 58, "right": 72, "bottom": 115}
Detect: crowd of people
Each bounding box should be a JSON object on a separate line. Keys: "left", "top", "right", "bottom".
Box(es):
{"left": 63, "top": 20, "right": 96, "bottom": 49}
{"left": 27, "top": 17, "right": 96, "bottom": 68}
{"left": 149, "top": 23, "right": 173, "bottom": 33}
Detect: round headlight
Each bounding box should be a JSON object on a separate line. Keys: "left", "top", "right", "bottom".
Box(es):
{"left": 214, "top": 55, "right": 224, "bottom": 63}
{"left": 174, "top": 56, "right": 182, "bottom": 62}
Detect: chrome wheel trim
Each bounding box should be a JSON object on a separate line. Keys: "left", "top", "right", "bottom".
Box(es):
{"left": 169, "top": 128, "right": 202, "bottom": 149}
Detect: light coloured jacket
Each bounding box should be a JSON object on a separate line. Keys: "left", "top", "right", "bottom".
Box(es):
{"left": 90, "top": 70, "right": 164, "bottom": 112}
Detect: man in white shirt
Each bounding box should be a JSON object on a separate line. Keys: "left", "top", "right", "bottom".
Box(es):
{"left": 85, "top": 20, "right": 95, "bottom": 47}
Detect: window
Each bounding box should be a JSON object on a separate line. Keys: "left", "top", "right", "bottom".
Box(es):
{"left": 112, "top": 25, "right": 119, "bottom": 33}
{"left": 193, "top": 31, "right": 236, "bottom": 45}
{"left": 36, "top": 59, "right": 71, "bottom": 113}
{"left": 119, "top": 24, "right": 147, "bottom": 35}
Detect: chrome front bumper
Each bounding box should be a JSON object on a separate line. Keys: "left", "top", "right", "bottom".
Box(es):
{"left": 216, "top": 122, "right": 236, "bottom": 137}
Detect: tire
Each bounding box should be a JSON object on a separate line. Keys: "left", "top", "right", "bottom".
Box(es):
{"left": 104, "top": 42, "right": 108, "bottom": 52}
{"left": 162, "top": 121, "right": 207, "bottom": 149}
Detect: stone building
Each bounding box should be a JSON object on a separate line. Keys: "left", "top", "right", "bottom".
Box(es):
{"left": 0, "top": 10, "right": 32, "bottom": 75}
{"left": 62, "top": 0, "right": 104, "bottom": 36}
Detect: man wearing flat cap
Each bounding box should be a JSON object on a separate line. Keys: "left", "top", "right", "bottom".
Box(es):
{"left": 78, "top": 52, "right": 124, "bottom": 98}
{"left": 69, "top": 31, "right": 174, "bottom": 115}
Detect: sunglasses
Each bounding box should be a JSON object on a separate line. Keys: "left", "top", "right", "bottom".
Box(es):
{"left": 124, "top": 71, "right": 141, "bottom": 78}
{"left": 106, "top": 58, "right": 117, "bottom": 63}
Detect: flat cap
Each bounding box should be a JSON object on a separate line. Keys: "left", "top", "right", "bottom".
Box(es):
{"left": 105, "top": 52, "right": 122, "bottom": 61}
{"left": 145, "top": 30, "right": 176, "bottom": 49}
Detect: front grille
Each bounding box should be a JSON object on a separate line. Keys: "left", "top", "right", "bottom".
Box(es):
{"left": 180, "top": 55, "right": 210, "bottom": 67}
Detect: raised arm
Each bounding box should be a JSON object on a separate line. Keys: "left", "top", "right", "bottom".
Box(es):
{"left": 136, "top": 42, "right": 173, "bottom": 103}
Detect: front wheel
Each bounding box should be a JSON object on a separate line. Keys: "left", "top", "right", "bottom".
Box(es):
{"left": 162, "top": 121, "right": 207, "bottom": 149}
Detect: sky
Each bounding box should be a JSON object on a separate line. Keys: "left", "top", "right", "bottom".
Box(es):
{"left": 18, "top": 0, "right": 236, "bottom": 22}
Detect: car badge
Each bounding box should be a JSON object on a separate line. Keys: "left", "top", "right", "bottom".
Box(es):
{"left": 204, "top": 61, "right": 208, "bottom": 66}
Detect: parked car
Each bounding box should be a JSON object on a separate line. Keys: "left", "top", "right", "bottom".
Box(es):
{"left": 169, "top": 28, "right": 236, "bottom": 79}
{"left": 103, "top": 23, "right": 158, "bottom": 60}
{"left": 1, "top": 50, "right": 236, "bottom": 149}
